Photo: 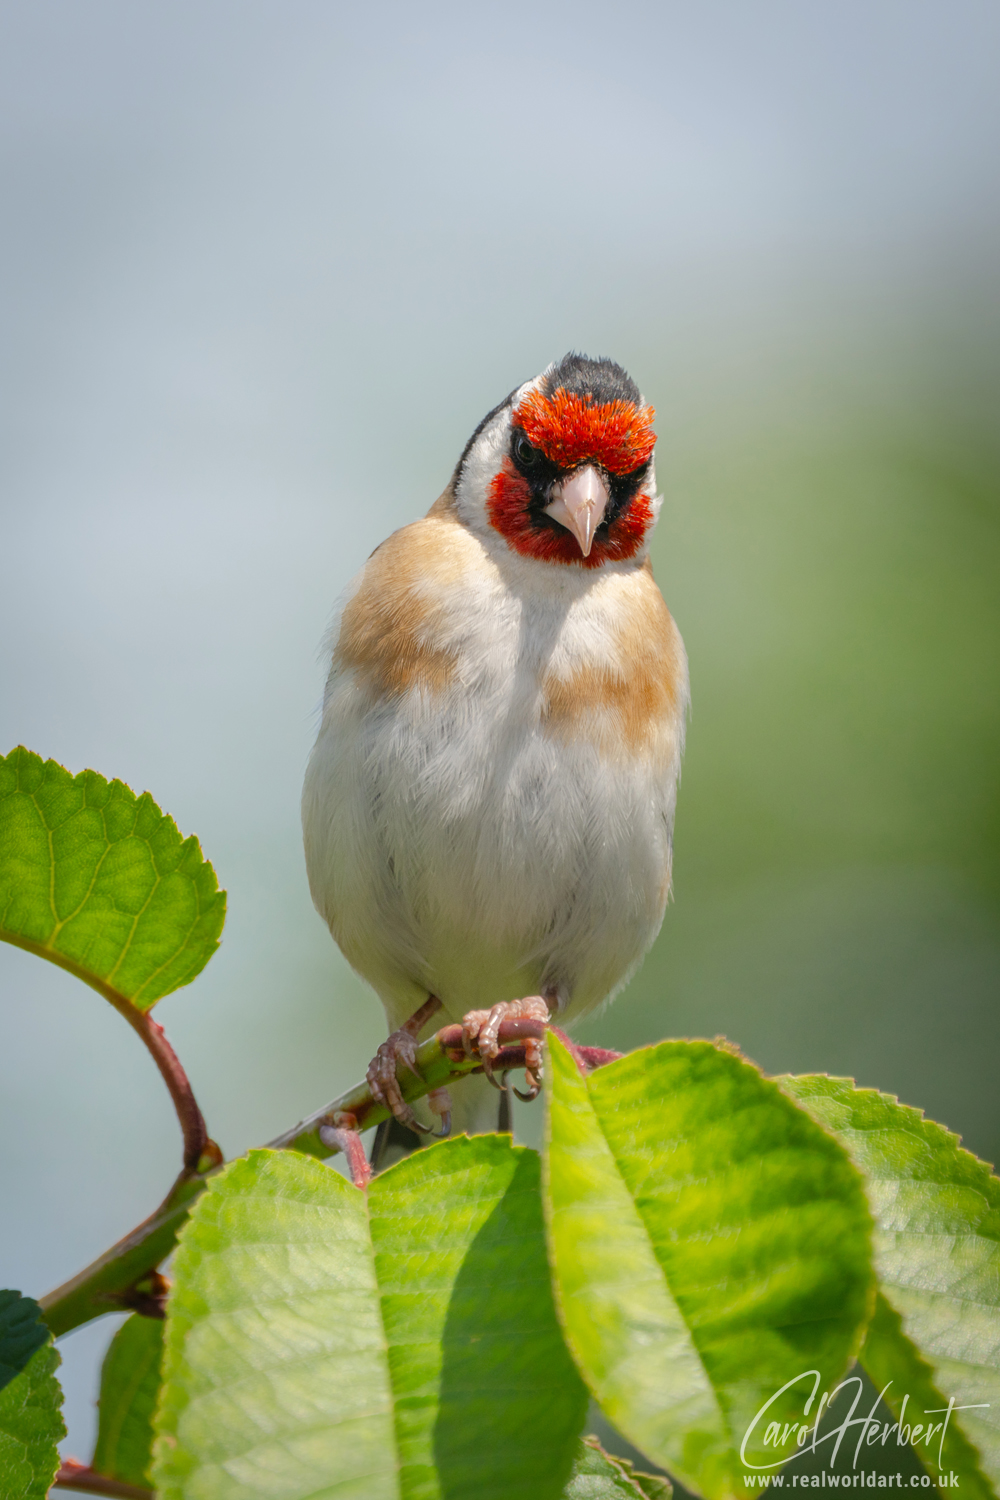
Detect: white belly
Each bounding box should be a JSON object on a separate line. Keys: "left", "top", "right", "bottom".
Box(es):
{"left": 302, "top": 570, "right": 680, "bottom": 1034}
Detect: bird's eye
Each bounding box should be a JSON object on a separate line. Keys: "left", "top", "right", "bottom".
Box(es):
{"left": 513, "top": 432, "right": 541, "bottom": 468}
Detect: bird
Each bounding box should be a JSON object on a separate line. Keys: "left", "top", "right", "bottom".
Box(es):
{"left": 302, "top": 353, "right": 689, "bottom": 1148}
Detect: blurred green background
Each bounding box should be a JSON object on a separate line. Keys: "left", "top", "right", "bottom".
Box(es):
{"left": 0, "top": 0, "right": 997, "bottom": 1468}
{"left": 580, "top": 318, "right": 1000, "bottom": 1156}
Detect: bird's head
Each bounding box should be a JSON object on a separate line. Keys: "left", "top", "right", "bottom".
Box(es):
{"left": 453, "top": 353, "right": 659, "bottom": 570}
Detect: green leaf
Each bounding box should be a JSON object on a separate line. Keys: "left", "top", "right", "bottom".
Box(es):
{"left": 153, "top": 1139, "right": 588, "bottom": 1500}
{"left": 783, "top": 1075, "right": 1000, "bottom": 1498}
{"left": 620, "top": 1465, "right": 672, "bottom": 1500}
{"left": 0, "top": 1290, "right": 65, "bottom": 1499}
{"left": 543, "top": 1035, "right": 875, "bottom": 1500}
{"left": 563, "top": 1436, "right": 672, "bottom": 1498}
{"left": 91, "top": 1314, "right": 163, "bottom": 1486}
{"left": 859, "top": 1294, "right": 986, "bottom": 1494}
{"left": 0, "top": 746, "right": 225, "bottom": 1011}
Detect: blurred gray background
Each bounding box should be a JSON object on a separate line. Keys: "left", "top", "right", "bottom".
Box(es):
{"left": 1, "top": 0, "right": 998, "bottom": 1467}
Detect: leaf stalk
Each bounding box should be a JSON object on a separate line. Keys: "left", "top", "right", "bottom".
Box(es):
{"left": 51, "top": 1460, "right": 151, "bottom": 1498}
{"left": 1, "top": 929, "right": 213, "bottom": 1172}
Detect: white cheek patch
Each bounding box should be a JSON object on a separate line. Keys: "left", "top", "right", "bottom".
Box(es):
{"left": 455, "top": 374, "right": 546, "bottom": 540}
{"left": 455, "top": 407, "right": 511, "bottom": 538}
{"left": 645, "top": 459, "right": 663, "bottom": 529}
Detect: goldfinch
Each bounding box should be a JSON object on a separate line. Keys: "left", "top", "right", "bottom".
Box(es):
{"left": 302, "top": 354, "right": 688, "bottom": 1140}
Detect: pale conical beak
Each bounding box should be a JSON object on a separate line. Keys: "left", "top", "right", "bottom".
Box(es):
{"left": 543, "top": 465, "right": 610, "bottom": 557}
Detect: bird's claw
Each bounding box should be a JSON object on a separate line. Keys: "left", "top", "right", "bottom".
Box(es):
{"left": 428, "top": 1087, "right": 452, "bottom": 1138}
{"left": 367, "top": 1027, "right": 433, "bottom": 1134}
{"left": 513, "top": 1035, "right": 544, "bottom": 1100}
{"left": 460, "top": 1008, "right": 504, "bottom": 1089}
{"left": 460, "top": 996, "right": 551, "bottom": 1099}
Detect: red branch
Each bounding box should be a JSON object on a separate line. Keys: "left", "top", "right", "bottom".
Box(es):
{"left": 0, "top": 930, "right": 214, "bottom": 1175}
{"left": 318, "top": 1114, "right": 373, "bottom": 1190}
{"left": 116, "top": 1006, "right": 212, "bottom": 1173}
{"left": 52, "top": 1459, "right": 151, "bottom": 1498}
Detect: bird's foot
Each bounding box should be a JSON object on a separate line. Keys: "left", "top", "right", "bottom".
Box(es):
{"left": 462, "top": 994, "right": 553, "bottom": 1098}
{"left": 366, "top": 995, "right": 443, "bottom": 1136}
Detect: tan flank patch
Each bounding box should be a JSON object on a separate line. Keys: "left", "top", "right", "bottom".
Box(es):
{"left": 335, "top": 509, "right": 470, "bottom": 699}
{"left": 541, "top": 565, "right": 685, "bottom": 758}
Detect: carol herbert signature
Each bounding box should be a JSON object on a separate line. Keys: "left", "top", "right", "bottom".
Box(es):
{"left": 740, "top": 1369, "right": 988, "bottom": 1475}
